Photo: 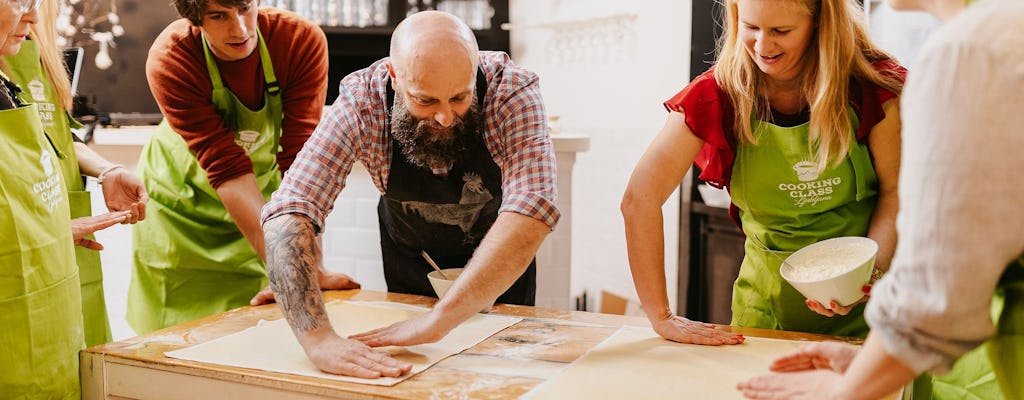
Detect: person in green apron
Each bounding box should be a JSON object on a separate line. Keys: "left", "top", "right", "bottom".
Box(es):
{"left": 737, "top": 0, "right": 1023, "bottom": 399}
{"left": 0, "top": 1, "right": 81, "bottom": 397}
{"left": 127, "top": 0, "right": 340, "bottom": 333}
{"left": 2, "top": 0, "right": 147, "bottom": 347}
{"left": 624, "top": 0, "right": 903, "bottom": 346}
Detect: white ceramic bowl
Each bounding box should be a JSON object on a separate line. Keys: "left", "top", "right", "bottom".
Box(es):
{"left": 780, "top": 236, "right": 878, "bottom": 307}
{"left": 427, "top": 268, "right": 494, "bottom": 313}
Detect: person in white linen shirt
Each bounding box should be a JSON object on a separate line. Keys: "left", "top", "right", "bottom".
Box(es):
{"left": 736, "top": 0, "right": 1024, "bottom": 399}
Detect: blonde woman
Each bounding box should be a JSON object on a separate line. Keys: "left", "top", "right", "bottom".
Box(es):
{"left": 739, "top": 0, "right": 1023, "bottom": 398}
{"left": 1, "top": 0, "right": 81, "bottom": 397}
{"left": 2, "top": 0, "right": 147, "bottom": 347}
{"left": 622, "top": 0, "right": 904, "bottom": 346}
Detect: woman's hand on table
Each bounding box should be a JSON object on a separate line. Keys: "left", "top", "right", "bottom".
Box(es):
{"left": 100, "top": 166, "right": 148, "bottom": 224}
{"left": 805, "top": 284, "right": 872, "bottom": 317}
{"left": 303, "top": 330, "right": 412, "bottom": 378}
{"left": 250, "top": 270, "right": 360, "bottom": 305}
{"left": 768, "top": 341, "right": 859, "bottom": 373}
{"left": 72, "top": 210, "right": 131, "bottom": 250}
{"left": 736, "top": 341, "right": 858, "bottom": 398}
{"left": 737, "top": 369, "right": 844, "bottom": 400}
{"left": 651, "top": 312, "right": 745, "bottom": 345}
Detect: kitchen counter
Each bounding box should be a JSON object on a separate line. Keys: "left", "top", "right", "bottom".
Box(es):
{"left": 81, "top": 289, "right": 870, "bottom": 400}
{"left": 86, "top": 126, "right": 158, "bottom": 173}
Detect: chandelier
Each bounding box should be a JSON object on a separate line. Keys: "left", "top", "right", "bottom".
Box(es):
{"left": 56, "top": 0, "right": 124, "bottom": 70}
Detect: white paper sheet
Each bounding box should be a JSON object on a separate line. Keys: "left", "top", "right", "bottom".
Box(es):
{"left": 165, "top": 301, "right": 521, "bottom": 386}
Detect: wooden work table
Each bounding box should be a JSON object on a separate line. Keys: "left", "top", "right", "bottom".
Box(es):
{"left": 81, "top": 290, "right": 862, "bottom": 400}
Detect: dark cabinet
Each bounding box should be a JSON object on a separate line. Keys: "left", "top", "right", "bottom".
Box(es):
{"left": 684, "top": 202, "right": 745, "bottom": 325}
{"left": 319, "top": 0, "right": 509, "bottom": 103}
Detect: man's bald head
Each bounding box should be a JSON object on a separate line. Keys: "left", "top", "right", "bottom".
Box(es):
{"left": 388, "top": 11, "right": 480, "bottom": 80}
{"left": 385, "top": 12, "right": 483, "bottom": 171}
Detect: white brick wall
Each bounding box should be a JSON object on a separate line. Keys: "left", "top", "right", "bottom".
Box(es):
{"left": 319, "top": 163, "right": 388, "bottom": 291}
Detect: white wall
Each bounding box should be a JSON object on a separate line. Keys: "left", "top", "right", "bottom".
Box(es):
{"left": 508, "top": 0, "right": 692, "bottom": 312}
{"left": 867, "top": 1, "right": 941, "bottom": 69}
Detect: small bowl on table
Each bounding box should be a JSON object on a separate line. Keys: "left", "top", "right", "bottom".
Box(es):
{"left": 780, "top": 236, "right": 878, "bottom": 308}
{"left": 427, "top": 268, "right": 495, "bottom": 313}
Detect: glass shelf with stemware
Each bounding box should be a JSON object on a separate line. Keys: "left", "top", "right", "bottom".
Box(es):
{"left": 269, "top": 0, "right": 509, "bottom": 106}
{"left": 266, "top": 0, "right": 499, "bottom": 32}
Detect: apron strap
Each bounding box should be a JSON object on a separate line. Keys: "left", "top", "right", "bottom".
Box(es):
{"left": 200, "top": 33, "right": 226, "bottom": 92}
{"left": 255, "top": 30, "right": 283, "bottom": 153}
{"left": 200, "top": 30, "right": 280, "bottom": 97}
{"left": 200, "top": 29, "right": 284, "bottom": 154}
{"left": 256, "top": 30, "right": 281, "bottom": 96}
{"left": 845, "top": 109, "right": 877, "bottom": 202}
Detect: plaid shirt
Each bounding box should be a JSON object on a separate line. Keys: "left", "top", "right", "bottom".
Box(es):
{"left": 262, "top": 51, "right": 559, "bottom": 232}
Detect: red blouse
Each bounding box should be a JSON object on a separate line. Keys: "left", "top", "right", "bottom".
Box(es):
{"left": 663, "top": 60, "right": 907, "bottom": 190}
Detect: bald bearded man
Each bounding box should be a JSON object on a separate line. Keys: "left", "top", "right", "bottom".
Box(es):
{"left": 259, "top": 11, "right": 558, "bottom": 377}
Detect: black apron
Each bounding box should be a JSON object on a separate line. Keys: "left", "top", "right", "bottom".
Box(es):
{"left": 378, "top": 69, "right": 536, "bottom": 306}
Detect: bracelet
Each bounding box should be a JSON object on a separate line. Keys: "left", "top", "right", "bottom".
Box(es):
{"left": 97, "top": 164, "right": 126, "bottom": 185}
{"left": 870, "top": 267, "right": 885, "bottom": 283}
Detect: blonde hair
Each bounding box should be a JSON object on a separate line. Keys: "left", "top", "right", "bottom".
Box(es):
{"left": 714, "top": 0, "right": 903, "bottom": 171}
{"left": 33, "top": 0, "right": 73, "bottom": 110}
{"left": 0, "top": 0, "right": 73, "bottom": 109}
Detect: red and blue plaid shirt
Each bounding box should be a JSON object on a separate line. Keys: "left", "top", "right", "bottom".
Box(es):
{"left": 262, "top": 51, "right": 559, "bottom": 232}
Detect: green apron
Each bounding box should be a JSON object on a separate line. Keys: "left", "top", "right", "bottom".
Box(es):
{"left": 921, "top": 261, "right": 1017, "bottom": 400}
{"left": 0, "top": 93, "right": 84, "bottom": 398}
{"left": 4, "top": 40, "right": 111, "bottom": 346}
{"left": 929, "top": 344, "right": 1003, "bottom": 400}
{"left": 127, "top": 31, "right": 282, "bottom": 333}
{"left": 988, "top": 256, "right": 1023, "bottom": 400}
{"left": 729, "top": 109, "right": 877, "bottom": 337}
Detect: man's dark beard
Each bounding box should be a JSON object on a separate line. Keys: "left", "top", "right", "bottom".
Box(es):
{"left": 391, "top": 95, "right": 481, "bottom": 170}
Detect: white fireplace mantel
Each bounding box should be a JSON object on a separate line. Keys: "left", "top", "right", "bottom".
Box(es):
{"left": 536, "top": 133, "right": 590, "bottom": 310}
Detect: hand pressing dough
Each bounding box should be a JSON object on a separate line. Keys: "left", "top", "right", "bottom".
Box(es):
{"left": 165, "top": 301, "right": 520, "bottom": 386}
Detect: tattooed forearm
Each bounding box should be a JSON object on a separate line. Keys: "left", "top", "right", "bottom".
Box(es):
{"left": 265, "top": 214, "right": 328, "bottom": 333}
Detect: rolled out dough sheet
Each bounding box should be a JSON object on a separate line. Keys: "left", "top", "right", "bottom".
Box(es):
{"left": 165, "top": 301, "right": 521, "bottom": 386}
{"left": 522, "top": 326, "right": 820, "bottom": 399}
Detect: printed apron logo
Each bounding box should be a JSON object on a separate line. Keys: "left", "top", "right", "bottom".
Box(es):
{"left": 27, "top": 80, "right": 45, "bottom": 101}
{"left": 34, "top": 150, "right": 64, "bottom": 212}
{"left": 40, "top": 151, "right": 54, "bottom": 176}
{"left": 793, "top": 161, "right": 819, "bottom": 182}
{"left": 234, "top": 130, "right": 265, "bottom": 154}
{"left": 778, "top": 161, "right": 842, "bottom": 208}
{"left": 400, "top": 172, "right": 493, "bottom": 244}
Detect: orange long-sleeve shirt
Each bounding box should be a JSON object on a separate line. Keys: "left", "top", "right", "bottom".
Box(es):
{"left": 146, "top": 8, "right": 327, "bottom": 188}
